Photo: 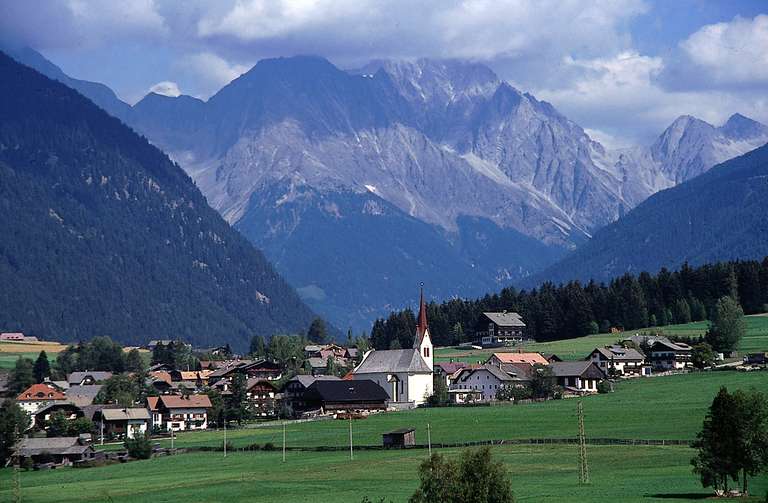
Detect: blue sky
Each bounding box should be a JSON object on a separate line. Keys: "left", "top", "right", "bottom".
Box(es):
{"left": 1, "top": 0, "right": 766, "bottom": 146}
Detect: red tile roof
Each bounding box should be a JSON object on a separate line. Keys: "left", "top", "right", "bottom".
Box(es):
{"left": 17, "top": 383, "right": 67, "bottom": 401}
{"left": 146, "top": 396, "right": 160, "bottom": 411}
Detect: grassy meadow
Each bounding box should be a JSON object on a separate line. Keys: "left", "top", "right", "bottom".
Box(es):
{"left": 435, "top": 314, "right": 768, "bottom": 363}
{"left": 3, "top": 444, "right": 766, "bottom": 503}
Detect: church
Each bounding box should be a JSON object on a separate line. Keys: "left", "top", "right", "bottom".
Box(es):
{"left": 352, "top": 288, "right": 434, "bottom": 407}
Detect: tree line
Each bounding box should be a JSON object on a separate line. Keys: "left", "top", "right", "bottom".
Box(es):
{"left": 370, "top": 258, "right": 768, "bottom": 348}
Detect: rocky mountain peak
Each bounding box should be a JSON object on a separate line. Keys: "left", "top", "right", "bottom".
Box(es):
{"left": 720, "top": 113, "right": 768, "bottom": 140}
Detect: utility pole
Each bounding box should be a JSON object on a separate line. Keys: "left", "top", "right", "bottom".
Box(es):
{"left": 223, "top": 420, "right": 227, "bottom": 458}
{"left": 170, "top": 426, "right": 174, "bottom": 450}
{"left": 348, "top": 415, "right": 354, "bottom": 461}
{"left": 13, "top": 425, "right": 21, "bottom": 503}
{"left": 100, "top": 418, "right": 104, "bottom": 446}
{"left": 577, "top": 400, "right": 589, "bottom": 485}
{"left": 427, "top": 423, "right": 432, "bottom": 456}
{"left": 282, "top": 421, "right": 286, "bottom": 463}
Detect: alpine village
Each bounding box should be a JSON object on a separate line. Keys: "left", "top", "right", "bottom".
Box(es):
{"left": 1, "top": 3, "right": 768, "bottom": 503}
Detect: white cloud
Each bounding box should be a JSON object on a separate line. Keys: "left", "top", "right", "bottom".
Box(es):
{"left": 149, "top": 80, "right": 181, "bottom": 97}
{"left": 680, "top": 14, "right": 768, "bottom": 86}
{"left": 536, "top": 51, "right": 768, "bottom": 144}
{"left": 175, "top": 51, "right": 250, "bottom": 97}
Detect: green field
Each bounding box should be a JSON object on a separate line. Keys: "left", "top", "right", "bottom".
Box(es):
{"left": 3, "top": 444, "right": 766, "bottom": 503}
{"left": 436, "top": 314, "right": 768, "bottom": 363}
{"left": 2, "top": 371, "right": 768, "bottom": 502}
{"left": 0, "top": 352, "right": 42, "bottom": 370}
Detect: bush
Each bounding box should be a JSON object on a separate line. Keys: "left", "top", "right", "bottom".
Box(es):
{"left": 597, "top": 381, "right": 612, "bottom": 394}
{"left": 124, "top": 433, "right": 152, "bottom": 460}
{"left": 262, "top": 442, "right": 275, "bottom": 451}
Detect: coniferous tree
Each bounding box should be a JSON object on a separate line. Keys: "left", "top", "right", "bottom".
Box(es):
{"left": 0, "top": 402, "right": 30, "bottom": 466}
{"left": 692, "top": 387, "right": 741, "bottom": 494}
{"left": 8, "top": 357, "right": 35, "bottom": 395}
{"left": 307, "top": 318, "right": 328, "bottom": 344}
{"left": 125, "top": 349, "right": 146, "bottom": 374}
{"left": 33, "top": 350, "right": 51, "bottom": 383}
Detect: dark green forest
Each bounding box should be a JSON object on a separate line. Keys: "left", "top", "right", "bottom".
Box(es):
{"left": 0, "top": 51, "right": 317, "bottom": 350}
{"left": 371, "top": 258, "right": 768, "bottom": 348}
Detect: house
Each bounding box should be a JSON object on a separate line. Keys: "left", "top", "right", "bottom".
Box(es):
{"left": 486, "top": 352, "right": 548, "bottom": 367}
{"left": 66, "top": 385, "right": 103, "bottom": 407}
{"left": 543, "top": 354, "right": 563, "bottom": 363}
{"left": 382, "top": 428, "right": 416, "bottom": 448}
{"left": 154, "top": 394, "right": 212, "bottom": 431}
{"left": 207, "top": 359, "right": 282, "bottom": 381}
{"left": 303, "top": 379, "right": 388, "bottom": 414}
{"left": 246, "top": 378, "right": 278, "bottom": 418}
{"left": 744, "top": 352, "right": 768, "bottom": 365}
{"left": 168, "top": 369, "right": 213, "bottom": 386}
{"left": 282, "top": 375, "right": 341, "bottom": 412}
{"left": 475, "top": 312, "right": 526, "bottom": 346}
{"left": 450, "top": 364, "right": 524, "bottom": 401}
{"left": 14, "top": 437, "right": 98, "bottom": 467}
{"left": 16, "top": 383, "right": 68, "bottom": 421}
{"left": 550, "top": 361, "right": 605, "bottom": 393}
{"left": 67, "top": 371, "right": 113, "bottom": 386}
{"left": 33, "top": 403, "right": 84, "bottom": 431}
{"left": 146, "top": 397, "right": 162, "bottom": 430}
{"left": 0, "top": 332, "right": 26, "bottom": 341}
{"left": 434, "top": 362, "right": 467, "bottom": 387}
{"left": 649, "top": 340, "right": 693, "bottom": 370}
{"left": 93, "top": 408, "right": 150, "bottom": 439}
{"left": 352, "top": 288, "right": 434, "bottom": 407}
{"left": 588, "top": 346, "right": 651, "bottom": 377}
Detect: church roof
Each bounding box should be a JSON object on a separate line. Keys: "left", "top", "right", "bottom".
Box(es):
{"left": 354, "top": 349, "right": 432, "bottom": 374}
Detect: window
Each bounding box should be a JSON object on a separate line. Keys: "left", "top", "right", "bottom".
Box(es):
{"left": 423, "top": 347, "right": 430, "bottom": 358}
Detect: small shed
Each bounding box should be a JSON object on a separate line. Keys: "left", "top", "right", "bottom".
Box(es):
{"left": 382, "top": 428, "right": 416, "bottom": 448}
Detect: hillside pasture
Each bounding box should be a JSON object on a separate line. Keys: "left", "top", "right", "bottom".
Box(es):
{"left": 435, "top": 314, "right": 768, "bottom": 363}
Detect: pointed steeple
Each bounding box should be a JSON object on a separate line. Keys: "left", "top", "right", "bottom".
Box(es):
{"left": 414, "top": 283, "right": 428, "bottom": 347}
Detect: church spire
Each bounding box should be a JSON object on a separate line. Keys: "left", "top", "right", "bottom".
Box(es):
{"left": 415, "top": 283, "right": 428, "bottom": 346}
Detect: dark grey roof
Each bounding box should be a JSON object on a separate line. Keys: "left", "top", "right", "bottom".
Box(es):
{"left": 623, "top": 335, "right": 671, "bottom": 347}
{"left": 305, "top": 380, "right": 388, "bottom": 403}
{"left": 482, "top": 312, "right": 526, "bottom": 327}
{"left": 15, "top": 437, "right": 93, "bottom": 456}
{"left": 289, "top": 375, "right": 341, "bottom": 388}
{"left": 551, "top": 361, "right": 605, "bottom": 379}
{"left": 354, "top": 349, "right": 431, "bottom": 374}
{"left": 66, "top": 385, "right": 103, "bottom": 407}
{"left": 67, "top": 371, "right": 113, "bottom": 384}
{"left": 592, "top": 346, "right": 645, "bottom": 361}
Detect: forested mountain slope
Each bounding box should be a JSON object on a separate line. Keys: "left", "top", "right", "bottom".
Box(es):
{"left": 535, "top": 143, "right": 768, "bottom": 285}
{"left": 0, "top": 51, "right": 316, "bottom": 349}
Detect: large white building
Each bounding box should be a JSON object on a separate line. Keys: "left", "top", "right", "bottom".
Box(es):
{"left": 353, "top": 288, "right": 434, "bottom": 406}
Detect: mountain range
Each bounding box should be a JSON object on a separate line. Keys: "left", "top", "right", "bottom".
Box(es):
{"left": 0, "top": 50, "right": 317, "bottom": 350}
{"left": 5, "top": 47, "right": 767, "bottom": 330}
{"left": 533, "top": 142, "right": 768, "bottom": 285}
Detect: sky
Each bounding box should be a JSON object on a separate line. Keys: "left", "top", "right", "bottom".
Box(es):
{"left": 1, "top": 0, "right": 767, "bottom": 147}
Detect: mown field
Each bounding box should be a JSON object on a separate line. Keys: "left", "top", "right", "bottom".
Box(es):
{"left": 4, "top": 444, "right": 767, "bottom": 503}
{"left": 436, "top": 314, "right": 768, "bottom": 363}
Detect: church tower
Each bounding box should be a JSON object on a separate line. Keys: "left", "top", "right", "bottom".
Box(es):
{"left": 414, "top": 285, "right": 434, "bottom": 371}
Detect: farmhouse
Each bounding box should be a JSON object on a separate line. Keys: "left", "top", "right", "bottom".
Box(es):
{"left": 352, "top": 289, "right": 434, "bottom": 407}
{"left": 475, "top": 311, "right": 526, "bottom": 346}
{"left": 246, "top": 378, "right": 278, "bottom": 418}
{"left": 486, "top": 352, "right": 548, "bottom": 367}
{"left": 93, "top": 408, "right": 150, "bottom": 439}
{"left": 14, "top": 437, "right": 98, "bottom": 467}
{"left": 207, "top": 359, "right": 282, "bottom": 381}
{"left": 154, "top": 394, "right": 212, "bottom": 431}
{"left": 303, "top": 379, "right": 388, "bottom": 414}
{"left": 33, "top": 403, "right": 84, "bottom": 431}
{"left": 67, "top": 371, "right": 113, "bottom": 386}
{"left": 550, "top": 361, "right": 605, "bottom": 393}
{"left": 382, "top": 428, "right": 416, "bottom": 448}
{"left": 282, "top": 375, "right": 341, "bottom": 412}
{"left": 649, "top": 340, "right": 693, "bottom": 370}
{"left": 434, "top": 362, "right": 467, "bottom": 387}
{"left": 588, "top": 346, "right": 651, "bottom": 377}
{"left": 16, "top": 383, "right": 67, "bottom": 420}
{"left": 451, "top": 364, "right": 523, "bottom": 401}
